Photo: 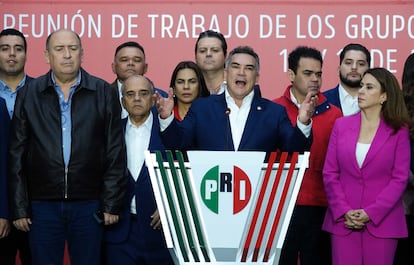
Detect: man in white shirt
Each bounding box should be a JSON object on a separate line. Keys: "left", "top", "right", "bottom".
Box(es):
{"left": 104, "top": 75, "right": 173, "bottom": 265}
{"left": 323, "top": 43, "right": 370, "bottom": 116}
{"left": 155, "top": 46, "right": 316, "bottom": 155}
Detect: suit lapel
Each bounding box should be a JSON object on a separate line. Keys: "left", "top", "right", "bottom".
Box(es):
{"left": 215, "top": 95, "right": 235, "bottom": 150}
{"left": 361, "top": 118, "right": 391, "bottom": 168}
{"left": 345, "top": 114, "right": 362, "bottom": 171}
{"left": 238, "top": 96, "right": 264, "bottom": 150}
{"left": 148, "top": 110, "right": 165, "bottom": 152}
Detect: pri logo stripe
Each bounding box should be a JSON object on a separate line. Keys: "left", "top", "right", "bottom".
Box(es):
{"left": 251, "top": 152, "right": 288, "bottom": 261}
{"left": 241, "top": 151, "right": 278, "bottom": 262}
{"left": 263, "top": 152, "right": 299, "bottom": 262}
{"left": 166, "top": 151, "right": 200, "bottom": 262}
{"left": 155, "top": 151, "right": 190, "bottom": 262}
{"left": 175, "top": 151, "right": 211, "bottom": 262}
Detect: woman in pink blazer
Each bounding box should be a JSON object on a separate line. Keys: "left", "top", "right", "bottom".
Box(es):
{"left": 323, "top": 68, "right": 412, "bottom": 265}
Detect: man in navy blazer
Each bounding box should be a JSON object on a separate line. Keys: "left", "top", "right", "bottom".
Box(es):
{"left": 0, "top": 28, "right": 32, "bottom": 265}
{"left": 104, "top": 75, "right": 173, "bottom": 265}
{"left": 323, "top": 43, "right": 370, "bottom": 116}
{"left": 0, "top": 98, "right": 10, "bottom": 238}
{"left": 156, "top": 46, "right": 316, "bottom": 154}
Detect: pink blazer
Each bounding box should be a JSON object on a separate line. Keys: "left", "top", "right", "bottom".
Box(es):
{"left": 322, "top": 113, "right": 410, "bottom": 238}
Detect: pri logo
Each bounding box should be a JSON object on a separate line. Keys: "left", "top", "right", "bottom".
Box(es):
{"left": 200, "top": 165, "right": 252, "bottom": 214}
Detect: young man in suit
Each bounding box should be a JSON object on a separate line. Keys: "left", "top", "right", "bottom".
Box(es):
{"left": 155, "top": 45, "right": 316, "bottom": 154}
{"left": 0, "top": 98, "right": 11, "bottom": 247}
{"left": 323, "top": 43, "right": 370, "bottom": 116}
{"left": 0, "top": 28, "right": 32, "bottom": 265}
{"left": 194, "top": 30, "right": 227, "bottom": 95}
{"left": 104, "top": 75, "right": 173, "bottom": 265}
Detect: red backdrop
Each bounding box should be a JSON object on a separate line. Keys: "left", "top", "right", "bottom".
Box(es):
{"left": 3, "top": 0, "right": 414, "bottom": 99}
{"left": 3, "top": 1, "right": 414, "bottom": 264}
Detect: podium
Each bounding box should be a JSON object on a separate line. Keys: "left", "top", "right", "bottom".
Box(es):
{"left": 145, "top": 150, "right": 309, "bottom": 265}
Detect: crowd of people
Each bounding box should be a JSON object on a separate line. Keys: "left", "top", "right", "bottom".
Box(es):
{"left": 0, "top": 27, "right": 413, "bottom": 265}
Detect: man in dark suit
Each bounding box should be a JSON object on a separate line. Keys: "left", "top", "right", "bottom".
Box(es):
{"left": 155, "top": 46, "right": 316, "bottom": 154}
{"left": 0, "top": 28, "right": 32, "bottom": 265}
{"left": 0, "top": 98, "right": 10, "bottom": 238}
{"left": 111, "top": 41, "right": 167, "bottom": 118}
{"left": 323, "top": 43, "right": 370, "bottom": 116}
{"left": 104, "top": 75, "right": 173, "bottom": 265}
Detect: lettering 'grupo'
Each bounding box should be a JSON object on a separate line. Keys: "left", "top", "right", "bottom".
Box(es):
{"left": 345, "top": 14, "right": 414, "bottom": 39}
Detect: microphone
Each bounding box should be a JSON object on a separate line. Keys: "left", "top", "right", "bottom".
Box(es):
{"left": 225, "top": 107, "right": 231, "bottom": 150}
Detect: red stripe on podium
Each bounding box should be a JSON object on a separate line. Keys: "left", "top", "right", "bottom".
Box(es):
{"left": 241, "top": 152, "right": 277, "bottom": 262}
{"left": 252, "top": 152, "right": 287, "bottom": 261}
{"left": 263, "top": 152, "right": 298, "bottom": 261}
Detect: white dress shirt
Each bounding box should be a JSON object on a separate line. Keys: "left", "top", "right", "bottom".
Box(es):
{"left": 356, "top": 142, "right": 370, "bottom": 168}
{"left": 117, "top": 80, "right": 129, "bottom": 119}
{"left": 338, "top": 84, "right": 360, "bottom": 116}
{"left": 125, "top": 113, "right": 152, "bottom": 214}
{"left": 160, "top": 88, "right": 311, "bottom": 148}
{"left": 225, "top": 89, "right": 253, "bottom": 150}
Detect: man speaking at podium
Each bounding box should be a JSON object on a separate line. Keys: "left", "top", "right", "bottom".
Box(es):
{"left": 155, "top": 46, "right": 316, "bottom": 154}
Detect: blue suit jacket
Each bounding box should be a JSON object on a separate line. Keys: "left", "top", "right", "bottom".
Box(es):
{"left": 105, "top": 111, "right": 167, "bottom": 250}
{"left": 0, "top": 76, "right": 33, "bottom": 219}
{"left": 162, "top": 92, "right": 312, "bottom": 154}
{"left": 323, "top": 85, "right": 342, "bottom": 111}
{"left": 0, "top": 98, "right": 10, "bottom": 219}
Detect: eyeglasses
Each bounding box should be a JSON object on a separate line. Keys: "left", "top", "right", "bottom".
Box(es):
{"left": 124, "top": 90, "right": 151, "bottom": 99}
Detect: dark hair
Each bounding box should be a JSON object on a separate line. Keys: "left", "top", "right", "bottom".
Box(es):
{"left": 402, "top": 53, "right": 414, "bottom": 137}
{"left": 114, "top": 41, "right": 145, "bottom": 59}
{"left": 46, "top": 29, "right": 82, "bottom": 50}
{"left": 340, "top": 43, "right": 370, "bottom": 66}
{"left": 194, "top": 30, "right": 227, "bottom": 56}
{"left": 0, "top": 28, "right": 27, "bottom": 52}
{"left": 225, "top": 46, "right": 260, "bottom": 72}
{"left": 365, "top": 67, "right": 410, "bottom": 133}
{"left": 170, "top": 61, "right": 209, "bottom": 104}
{"left": 288, "top": 46, "right": 323, "bottom": 74}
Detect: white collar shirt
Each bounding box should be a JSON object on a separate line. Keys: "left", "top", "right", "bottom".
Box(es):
{"left": 338, "top": 84, "right": 360, "bottom": 116}
{"left": 125, "top": 112, "right": 153, "bottom": 214}
{"left": 225, "top": 89, "right": 254, "bottom": 151}
{"left": 117, "top": 79, "right": 129, "bottom": 119}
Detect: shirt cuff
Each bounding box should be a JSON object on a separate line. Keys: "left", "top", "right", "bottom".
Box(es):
{"left": 159, "top": 112, "right": 174, "bottom": 132}
{"left": 296, "top": 117, "right": 312, "bottom": 137}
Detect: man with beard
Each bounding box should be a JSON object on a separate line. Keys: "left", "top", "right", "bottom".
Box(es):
{"left": 323, "top": 43, "right": 370, "bottom": 116}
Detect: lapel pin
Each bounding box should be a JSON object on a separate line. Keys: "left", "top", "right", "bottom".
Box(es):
{"left": 257, "top": 106, "right": 262, "bottom": 111}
